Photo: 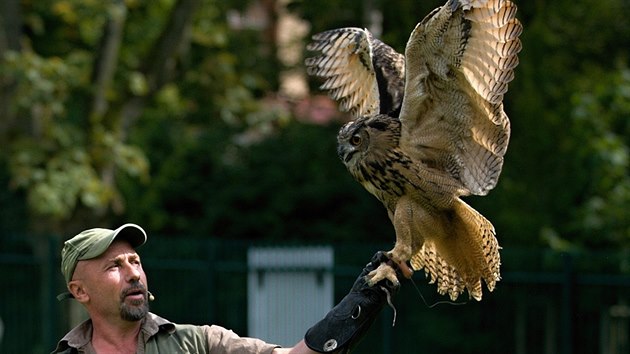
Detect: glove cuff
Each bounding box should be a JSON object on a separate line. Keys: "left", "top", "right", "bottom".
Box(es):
{"left": 304, "top": 252, "right": 398, "bottom": 353}
{"left": 304, "top": 287, "right": 385, "bottom": 353}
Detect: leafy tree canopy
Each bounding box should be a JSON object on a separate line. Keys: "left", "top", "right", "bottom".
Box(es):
{"left": 0, "top": 0, "right": 628, "bottom": 250}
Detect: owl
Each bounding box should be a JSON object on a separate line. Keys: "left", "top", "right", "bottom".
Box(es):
{"left": 305, "top": 0, "right": 522, "bottom": 300}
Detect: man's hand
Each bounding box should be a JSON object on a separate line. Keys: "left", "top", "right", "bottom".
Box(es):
{"left": 303, "top": 251, "right": 401, "bottom": 353}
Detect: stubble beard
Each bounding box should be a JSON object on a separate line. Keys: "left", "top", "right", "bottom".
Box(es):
{"left": 120, "top": 282, "right": 150, "bottom": 321}
{"left": 120, "top": 295, "right": 149, "bottom": 321}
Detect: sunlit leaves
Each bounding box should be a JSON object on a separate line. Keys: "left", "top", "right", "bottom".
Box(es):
{"left": 1, "top": 51, "right": 75, "bottom": 117}
{"left": 9, "top": 138, "right": 111, "bottom": 218}
{"left": 0, "top": 0, "right": 154, "bottom": 219}
{"left": 154, "top": 84, "right": 189, "bottom": 118}
{"left": 128, "top": 71, "right": 149, "bottom": 96}
{"left": 49, "top": 0, "right": 109, "bottom": 45}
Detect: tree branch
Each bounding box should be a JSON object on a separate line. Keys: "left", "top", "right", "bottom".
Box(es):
{"left": 90, "top": 1, "right": 127, "bottom": 122}
{"left": 143, "top": 0, "right": 200, "bottom": 95}
{"left": 119, "top": 0, "right": 201, "bottom": 136}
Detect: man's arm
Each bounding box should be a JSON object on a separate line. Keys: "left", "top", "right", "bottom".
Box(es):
{"left": 273, "top": 340, "right": 316, "bottom": 354}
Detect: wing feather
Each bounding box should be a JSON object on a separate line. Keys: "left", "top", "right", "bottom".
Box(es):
{"left": 399, "top": 0, "right": 522, "bottom": 195}
{"left": 305, "top": 27, "right": 405, "bottom": 117}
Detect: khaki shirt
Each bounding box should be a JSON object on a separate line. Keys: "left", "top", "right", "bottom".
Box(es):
{"left": 52, "top": 312, "right": 279, "bottom": 354}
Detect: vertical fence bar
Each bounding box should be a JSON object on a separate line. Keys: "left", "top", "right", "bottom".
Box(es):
{"left": 39, "top": 235, "right": 54, "bottom": 351}
{"left": 206, "top": 239, "right": 217, "bottom": 322}
{"left": 44, "top": 235, "right": 58, "bottom": 350}
{"left": 560, "top": 253, "right": 574, "bottom": 354}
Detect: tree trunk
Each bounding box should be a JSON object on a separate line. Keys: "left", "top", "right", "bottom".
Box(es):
{"left": 0, "top": 0, "right": 22, "bottom": 138}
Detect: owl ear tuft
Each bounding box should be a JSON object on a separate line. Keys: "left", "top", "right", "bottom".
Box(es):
{"left": 368, "top": 121, "right": 388, "bottom": 131}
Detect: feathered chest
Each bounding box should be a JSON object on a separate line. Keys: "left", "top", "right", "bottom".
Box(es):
{"left": 344, "top": 139, "right": 459, "bottom": 212}
{"left": 348, "top": 148, "right": 418, "bottom": 209}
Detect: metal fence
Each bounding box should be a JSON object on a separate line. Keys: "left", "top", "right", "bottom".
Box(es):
{"left": 1, "top": 234, "right": 629, "bottom": 354}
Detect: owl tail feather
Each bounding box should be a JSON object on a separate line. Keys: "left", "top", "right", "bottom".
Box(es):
{"left": 410, "top": 199, "right": 501, "bottom": 301}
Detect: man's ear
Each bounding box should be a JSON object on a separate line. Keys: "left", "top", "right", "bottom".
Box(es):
{"left": 68, "top": 280, "right": 89, "bottom": 303}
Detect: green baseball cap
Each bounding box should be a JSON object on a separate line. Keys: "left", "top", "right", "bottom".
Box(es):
{"left": 57, "top": 223, "right": 147, "bottom": 301}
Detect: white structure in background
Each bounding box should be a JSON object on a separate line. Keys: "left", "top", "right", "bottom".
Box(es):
{"left": 248, "top": 247, "right": 334, "bottom": 347}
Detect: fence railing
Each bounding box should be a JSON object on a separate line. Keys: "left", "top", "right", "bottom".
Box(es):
{"left": 1, "top": 235, "right": 629, "bottom": 354}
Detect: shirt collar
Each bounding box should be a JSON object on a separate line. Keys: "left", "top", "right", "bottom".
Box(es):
{"left": 52, "top": 313, "right": 175, "bottom": 353}
{"left": 143, "top": 312, "right": 176, "bottom": 338}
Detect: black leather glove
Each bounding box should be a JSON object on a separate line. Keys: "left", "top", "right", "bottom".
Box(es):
{"left": 304, "top": 251, "right": 400, "bottom": 353}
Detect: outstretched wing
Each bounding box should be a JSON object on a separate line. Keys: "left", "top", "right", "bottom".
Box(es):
{"left": 399, "top": 0, "right": 522, "bottom": 195}
{"left": 305, "top": 27, "right": 405, "bottom": 118}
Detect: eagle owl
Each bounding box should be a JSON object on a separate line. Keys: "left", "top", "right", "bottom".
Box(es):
{"left": 305, "top": 0, "right": 522, "bottom": 300}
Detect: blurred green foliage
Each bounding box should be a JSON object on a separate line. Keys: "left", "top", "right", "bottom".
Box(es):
{"left": 0, "top": 0, "right": 628, "bottom": 250}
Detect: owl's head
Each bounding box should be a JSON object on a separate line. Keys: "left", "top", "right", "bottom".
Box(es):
{"left": 336, "top": 114, "right": 401, "bottom": 167}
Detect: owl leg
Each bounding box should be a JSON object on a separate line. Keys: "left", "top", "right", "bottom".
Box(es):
{"left": 385, "top": 196, "right": 421, "bottom": 279}
{"left": 387, "top": 252, "right": 414, "bottom": 279}
{"left": 366, "top": 197, "right": 420, "bottom": 286}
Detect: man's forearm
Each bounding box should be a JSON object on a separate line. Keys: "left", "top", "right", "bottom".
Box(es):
{"left": 274, "top": 340, "right": 318, "bottom": 354}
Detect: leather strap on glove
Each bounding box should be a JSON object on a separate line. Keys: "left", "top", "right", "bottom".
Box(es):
{"left": 304, "top": 251, "right": 400, "bottom": 353}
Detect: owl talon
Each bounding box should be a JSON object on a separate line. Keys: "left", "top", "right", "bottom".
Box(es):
{"left": 366, "top": 263, "right": 400, "bottom": 287}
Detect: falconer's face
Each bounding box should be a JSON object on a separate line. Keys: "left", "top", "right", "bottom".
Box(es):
{"left": 69, "top": 239, "right": 150, "bottom": 322}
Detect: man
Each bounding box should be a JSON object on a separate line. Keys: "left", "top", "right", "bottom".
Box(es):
{"left": 52, "top": 223, "right": 400, "bottom": 353}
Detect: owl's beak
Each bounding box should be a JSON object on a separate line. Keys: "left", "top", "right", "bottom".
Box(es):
{"left": 337, "top": 143, "right": 355, "bottom": 164}
{"left": 337, "top": 122, "right": 358, "bottom": 163}
{"left": 337, "top": 144, "right": 348, "bottom": 162}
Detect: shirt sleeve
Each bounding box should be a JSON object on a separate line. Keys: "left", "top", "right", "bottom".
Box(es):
{"left": 204, "top": 325, "right": 280, "bottom": 354}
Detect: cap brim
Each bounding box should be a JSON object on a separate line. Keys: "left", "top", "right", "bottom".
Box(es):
{"left": 113, "top": 223, "right": 147, "bottom": 249}
{"left": 80, "top": 223, "right": 146, "bottom": 260}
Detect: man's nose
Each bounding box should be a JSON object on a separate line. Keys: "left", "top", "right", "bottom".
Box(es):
{"left": 124, "top": 261, "right": 141, "bottom": 281}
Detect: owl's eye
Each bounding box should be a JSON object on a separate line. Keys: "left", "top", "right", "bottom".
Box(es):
{"left": 350, "top": 135, "right": 362, "bottom": 146}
